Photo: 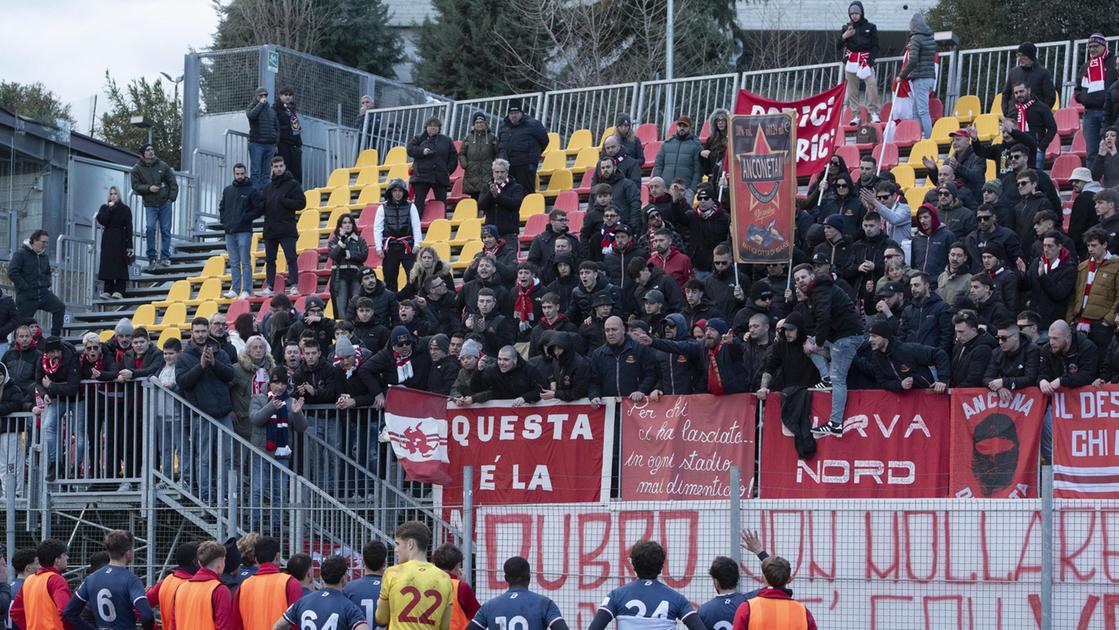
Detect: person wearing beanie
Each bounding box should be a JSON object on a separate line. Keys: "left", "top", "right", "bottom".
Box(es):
{"left": 286, "top": 294, "right": 338, "bottom": 355}
{"left": 459, "top": 112, "right": 498, "bottom": 199}
{"left": 840, "top": 1, "right": 881, "bottom": 124}
{"left": 362, "top": 325, "right": 432, "bottom": 407}
{"left": 130, "top": 141, "right": 179, "bottom": 268}
{"left": 248, "top": 368, "right": 308, "bottom": 529}
{"left": 653, "top": 116, "right": 702, "bottom": 202}
{"left": 246, "top": 85, "right": 279, "bottom": 190}
{"left": 756, "top": 312, "right": 823, "bottom": 400}
{"left": 980, "top": 240, "right": 1019, "bottom": 310}
{"left": 631, "top": 314, "right": 750, "bottom": 396}
{"left": 373, "top": 178, "right": 423, "bottom": 294}
{"left": 1076, "top": 34, "right": 1118, "bottom": 169}
{"left": 497, "top": 101, "right": 549, "bottom": 193}
{"left": 449, "top": 339, "right": 484, "bottom": 402}
{"left": 1000, "top": 42, "right": 1057, "bottom": 118}
{"left": 478, "top": 157, "right": 525, "bottom": 245}
{"left": 1068, "top": 167, "right": 1103, "bottom": 258}
{"left": 812, "top": 212, "right": 854, "bottom": 276}
{"left": 866, "top": 316, "right": 949, "bottom": 392}
{"left": 426, "top": 333, "right": 460, "bottom": 395}
{"left": 611, "top": 112, "right": 646, "bottom": 166}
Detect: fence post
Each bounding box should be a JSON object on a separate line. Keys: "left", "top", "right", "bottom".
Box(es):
{"left": 143, "top": 383, "right": 157, "bottom": 584}
{"left": 5, "top": 472, "right": 15, "bottom": 579}
{"left": 260, "top": 46, "right": 278, "bottom": 106}
{"left": 729, "top": 465, "right": 742, "bottom": 580}
{"left": 227, "top": 469, "right": 239, "bottom": 540}
{"left": 462, "top": 466, "right": 474, "bottom": 584}
{"left": 181, "top": 52, "right": 201, "bottom": 173}
{"left": 1040, "top": 464, "right": 1053, "bottom": 630}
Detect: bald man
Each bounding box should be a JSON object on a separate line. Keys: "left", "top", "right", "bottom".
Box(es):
{"left": 1038, "top": 319, "right": 1099, "bottom": 460}
{"left": 588, "top": 316, "right": 658, "bottom": 404}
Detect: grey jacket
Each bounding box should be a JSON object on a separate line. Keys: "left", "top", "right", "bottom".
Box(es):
{"left": 653, "top": 133, "right": 703, "bottom": 189}
{"left": 898, "top": 13, "right": 937, "bottom": 80}
{"left": 246, "top": 99, "right": 279, "bottom": 145}
{"left": 248, "top": 393, "right": 308, "bottom": 453}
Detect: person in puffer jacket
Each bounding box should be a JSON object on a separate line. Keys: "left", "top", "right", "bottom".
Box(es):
{"left": 896, "top": 12, "right": 937, "bottom": 138}
{"left": 653, "top": 116, "right": 702, "bottom": 200}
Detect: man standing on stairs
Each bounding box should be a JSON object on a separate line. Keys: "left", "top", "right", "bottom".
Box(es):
{"left": 840, "top": 1, "right": 880, "bottom": 125}
{"left": 131, "top": 143, "right": 179, "bottom": 269}
{"left": 220, "top": 163, "right": 262, "bottom": 299}
{"left": 8, "top": 230, "right": 66, "bottom": 337}
{"left": 176, "top": 317, "right": 235, "bottom": 503}
{"left": 373, "top": 179, "right": 423, "bottom": 294}
{"left": 259, "top": 156, "right": 305, "bottom": 298}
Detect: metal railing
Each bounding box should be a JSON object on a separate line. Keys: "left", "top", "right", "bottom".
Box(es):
{"left": 53, "top": 235, "right": 95, "bottom": 312}
{"left": 0, "top": 208, "right": 18, "bottom": 260}
{"left": 124, "top": 171, "right": 200, "bottom": 260}
{"left": 540, "top": 83, "right": 640, "bottom": 144}
{"left": 953, "top": 40, "right": 1072, "bottom": 112}
{"left": 327, "top": 126, "right": 362, "bottom": 173}
{"left": 446, "top": 94, "right": 545, "bottom": 141}
{"left": 224, "top": 129, "right": 329, "bottom": 190}
{"left": 190, "top": 148, "right": 225, "bottom": 224}
{"left": 636, "top": 74, "right": 739, "bottom": 137}
{"left": 360, "top": 102, "right": 453, "bottom": 158}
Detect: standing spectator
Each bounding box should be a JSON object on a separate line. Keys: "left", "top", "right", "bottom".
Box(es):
{"left": 33, "top": 336, "right": 79, "bottom": 477}
{"left": 274, "top": 86, "right": 303, "bottom": 181}
{"left": 756, "top": 313, "right": 822, "bottom": 395}
{"left": 497, "top": 101, "right": 549, "bottom": 193}
{"left": 231, "top": 335, "right": 275, "bottom": 442}
{"left": 1068, "top": 167, "right": 1102, "bottom": 259}
{"left": 912, "top": 204, "right": 953, "bottom": 280}
{"left": 1012, "top": 169, "right": 1054, "bottom": 255}
{"left": 1009, "top": 83, "right": 1059, "bottom": 171}
{"left": 219, "top": 163, "right": 262, "bottom": 299}
{"left": 1001, "top": 43, "right": 1058, "bottom": 116}
{"left": 373, "top": 178, "right": 423, "bottom": 293}
{"left": 259, "top": 156, "right": 304, "bottom": 297}
{"left": 596, "top": 158, "right": 642, "bottom": 229}
{"left": 527, "top": 210, "right": 581, "bottom": 281}
{"left": 595, "top": 136, "right": 643, "bottom": 189}
{"left": 611, "top": 113, "right": 645, "bottom": 166}
{"left": 1027, "top": 231, "right": 1077, "bottom": 329}
{"left": 895, "top": 12, "right": 936, "bottom": 138}
{"left": 899, "top": 272, "right": 954, "bottom": 353}
{"left": 636, "top": 318, "right": 750, "bottom": 395}
{"left": 356, "top": 94, "right": 378, "bottom": 135}
{"left": 968, "top": 274, "right": 1012, "bottom": 329}
{"left": 130, "top": 143, "right": 178, "bottom": 268}
{"left": 364, "top": 327, "right": 432, "bottom": 408}
{"left": 840, "top": 1, "right": 881, "bottom": 124}
{"left": 936, "top": 182, "right": 977, "bottom": 240}
{"left": 654, "top": 117, "right": 702, "bottom": 201}
{"left": 1039, "top": 321, "right": 1099, "bottom": 459}
{"left": 478, "top": 158, "right": 525, "bottom": 245}
{"left": 2, "top": 324, "right": 39, "bottom": 407}
{"left": 459, "top": 113, "right": 498, "bottom": 199}
{"left": 407, "top": 117, "right": 458, "bottom": 204}
{"left": 675, "top": 183, "right": 730, "bottom": 276}
{"left": 246, "top": 86, "right": 278, "bottom": 191}
{"left": 8, "top": 230, "right": 65, "bottom": 337}
{"left": 326, "top": 213, "right": 369, "bottom": 318}
{"left": 983, "top": 321, "right": 1040, "bottom": 398}
{"left": 1093, "top": 127, "right": 1119, "bottom": 187}
{"left": 587, "top": 316, "right": 658, "bottom": 403}
{"left": 176, "top": 317, "right": 235, "bottom": 502}
{"left": 699, "top": 109, "right": 730, "bottom": 182}
{"left": 1068, "top": 227, "right": 1119, "bottom": 351}
{"left": 950, "top": 310, "right": 996, "bottom": 388}
{"left": 247, "top": 371, "right": 307, "bottom": 531}
{"left": 964, "top": 206, "right": 1022, "bottom": 273}
{"left": 862, "top": 180, "right": 912, "bottom": 253}
{"left": 96, "top": 186, "right": 133, "bottom": 299}
{"left": 1075, "top": 34, "right": 1117, "bottom": 169}
{"left": 346, "top": 268, "right": 399, "bottom": 327}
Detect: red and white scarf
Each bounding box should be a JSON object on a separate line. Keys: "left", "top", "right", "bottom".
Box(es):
{"left": 514, "top": 284, "right": 536, "bottom": 323}
{"left": 706, "top": 344, "right": 724, "bottom": 396}
{"left": 1083, "top": 56, "right": 1108, "bottom": 93}
{"left": 251, "top": 366, "right": 269, "bottom": 396}
{"left": 1015, "top": 99, "right": 1036, "bottom": 132}
{"left": 332, "top": 348, "right": 363, "bottom": 375}
{"left": 845, "top": 51, "right": 870, "bottom": 73}
{"left": 1038, "top": 247, "right": 1071, "bottom": 275}
{"left": 393, "top": 351, "right": 414, "bottom": 382}
{"left": 36, "top": 352, "right": 63, "bottom": 409}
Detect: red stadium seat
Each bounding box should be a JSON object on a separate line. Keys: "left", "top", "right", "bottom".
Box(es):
{"left": 643, "top": 141, "right": 661, "bottom": 169}
{"left": 357, "top": 205, "right": 378, "bottom": 235}
{"left": 641, "top": 184, "right": 649, "bottom": 205}
{"left": 364, "top": 245, "right": 382, "bottom": 268}
{"left": 520, "top": 213, "right": 549, "bottom": 246}
{"left": 891, "top": 120, "right": 922, "bottom": 149}
{"left": 296, "top": 271, "right": 319, "bottom": 296}
{"left": 1055, "top": 107, "right": 1080, "bottom": 138}
{"left": 1070, "top": 130, "right": 1087, "bottom": 159}
{"left": 636, "top": 123, "right": 660, "bottom": 145}
{"left": 568, "top": 210, "right": 585, "bottom": 235}
{"left": 872, "top": 143, "right": 899, "bottom": 171}
{"left": 835, "top": 145, "right": 861, "bottom": 167}
{"left": 226, "top": 299, "right": 250, "bottom": 325}
{"left": 1045, "top": 134, "right": 1062, "bottom": 162}
{"left": 297, "top": 250, "right": 323, "bottom": 275}
{"left": 420, "top": 200, "right": 446, "bottom": 229}
{"left": 1050, "top": 154, "right": 1082, "bottom": 187}
{"left": 879, "top": 102, "right": 892, "bottom": 121}
{"left": 446, "top": 177, "right": 467, "bottom": 206}
{"left": 554, "top": 189, "right": 580, "bottom": 213}
{"left": 574, "top": 168, "right": 595, "bottom": 195}
{"left": 699, "top": 119, "right": 712, "bottom": 144}
{"left": 929, "top": 97, "right": 943, "bottom": 122}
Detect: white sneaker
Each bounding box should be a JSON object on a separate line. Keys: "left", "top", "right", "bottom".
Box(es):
{"left": 239, "top": 291, "right": 250, "bottom": 299}
{"left": 849, "top": 116, "right": 861, "bottom": 126}
{"left": 222, "top": 290, "right": 238, "bottom": 299}
{"left": 118, "top": 482, "right": 133, "bottom": 491}
{"left": 111, "top": 292, "right": 124, "bottom": 299}
{"left": 255, "top": 287, "right": 273, "bottom": 297}
{"left": 286, "top": 286, "right": 299, "bottom": 296}
{"left": 870, "top": 112, "right": 881, "bottom": 123}
{"left": 99, "top": 292, "right": 111, "bottom": 299}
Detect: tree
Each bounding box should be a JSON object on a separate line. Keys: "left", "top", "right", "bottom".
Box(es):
{"left": 0, "top": 81, "right": 75, "bottom": 127}
{"left": 928, "top": 0, "right": 1119, "bottom": 48}
{"left": 98, "top": 72, "right": 182, "bottom": 170}
{"left": 212, "top": 0, "right": 404, "bottom": 78}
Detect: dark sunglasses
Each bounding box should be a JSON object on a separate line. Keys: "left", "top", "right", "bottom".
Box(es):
{"left": 996, "top": 335, "right": 1014, "bottom": 342}
{"left": 1017, "top": 180, "right": 1031, "bottom": 187}
{"left": 394, "top": 340, "right": 412, "bottom": 347}
{"left": 977, "top": 215, "right": 994, "bottom": 221}
{"left": 713, "top": 260, "right": 731, "bottom": 266}
{"left": 835, "top": 184, "right": 849, "bottom": 189}
{"left": 697, "top": 196, "right": 712, "bottom": 200}
{"left": 875, "top": 194, "right": 891, "bottom": 200}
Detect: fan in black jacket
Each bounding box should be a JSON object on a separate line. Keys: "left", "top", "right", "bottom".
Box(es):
{"left": 539, "top": 331, "right": 591, "bottom": 402}
{"left": 982, "top": 327, "right": 1040, "bottom": 394}
{"left": 425, "top": 334, "right": 460, "bottom": 395}
{"left": 866, "top": 320, "right": 950, "bottom": 392}
{"left": 260, "top": 161, "right": 306, "bottom": 293}
{"left": 949, "top": 311, "right": 997, "bottom": 388}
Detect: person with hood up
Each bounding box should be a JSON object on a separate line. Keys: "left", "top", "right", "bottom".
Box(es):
{"left": 756, "top": 313, "right": 822, "bottom": 397}
{"left": 538, "top": 331, "right": 591, "bottom": 401}
{"left": 459, "top": 112, "right": 498, "bottom": 199}
{"left": 468, "top": 346, "right": 542, "bottom": 406}
{"left": 8, "top": 230, "right": 66, "bottom": 337}
{"left": 1068, "top": 167, "right": 1103, "bottom": 259}
{"left": 653, "top": 116, "right": 703, "bottom": 201}
{"left": 815, "top": 173, "right": 863, "bottom": 239}
{"left": 497, "top": 101, "right": 549, "bottom": 193}
{"left": 1075, "top": 34, "right": 1118, "bottom": 168}
{"left": 611, "top": 113, "right": 646, "bottom": 166}
{"left": 912, "top": 204, "right": 953, "bottom": 280}
{"left": 544, "top": 252, "right": 579, "bottom": 313}
{"left": 895, "top": 12, "right": 937, "bottom": 138}
{"left": 478, "top": 159, "right": 525, "bottom": 245}
{"left": 364, "top": 326, "right": 433, "bottom": 407}
{"left": 130, "top": 143, "right": 179, "bottom": 268}
{"left": 408, "top": 116, "right": 458, "bottom": 205}
{"left": 259, "top": 155, "right": 305, "bottom": 297}
{"left": 529, "top": 293, "right": 580, "bottom": 357}
{"left": 840, "top": 1, "right": 881, "bottom": 124}
{"left": 373, "top": 178, "right": 423, "bottom": 293}
{"left": 647, "top": 313, "right": 703, "bottom": 395}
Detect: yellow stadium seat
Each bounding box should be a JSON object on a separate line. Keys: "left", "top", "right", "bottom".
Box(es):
{"left": 251, "top": 233, "right": 263, "bottom": 257}
{"left": 890, "top": 165, "right": 916, "bottom": 190}
{"left": 541, "top": 169, "right": 573, "bottom": 198}
{"left": 565, "top": 129, "right": 594, "bottom": 156}
{"left": 99, "top": 329, "right": 114, "bottom": 342}
{"left": 906, "top": 139, "right": 940, "bottom": 168}
{"left": 425, "top": 219, "right": 453, "bottom": 243}
{"left": 151, "top": 303, "right": 186, "bottom": 332}
{"left": 449, "top": 198, "right": 479, "bottom": 226}
{"left": 986, "top": 160, "right": 996, "bottom": 181}
{"left": 296, "top": 230, "right": 320, "bottom": 253}
{"left": 355, "top": 167, "right": 381, "bottom": 187}
{"left": 187, "top": 256, "right": 228, "bottom": 284}
{"left": 298, "top": 209, "right": 321, "bottom": 232}
{"left": 193, "top": 300, "right": 219, "bottom": 323}
{"left": 326, "top": 168, "right": 350, "bottom": 189}
{"left": 538, "top": 151, "right": 568, "bottom": 176}
{"left": 327, "top": 187, "right": 354, "bottom": 208}
{"left": 428, "top": 240, "right": 452, "bottom": 262}
{"left": 189, "top": 277, "right": 223, "bottom": 305}
{"left": 304, "top": 188, "right": 330, "bottom": 208}
{"left": 153, "top": 280, "right": 191, "bottom": 307}
{"left": 452, "top": 240, "right": 484, "bottom": 270}
{"left": 381, "top": 146, "right": 408, "bottom": 167}
{"left": 571, "top": 146, "right": 601, "bottom": 174}
{"left": 355, "top": 149, "right": 379, "bottom": 168}
{"left": 989, "top": 93, "right": 1003, "bottom": 115}
{"left": 157, "top": 328, "right": 181, "bottom": 349}
{"left": 974, "top": 113, "right": 1000, "bottom": 142}
{"left": 1052, "top": 91, "right": 1060, "bottom": 111}
{"left": 952, "top": 95, "right": 982, "bottom": 124}
{"left": 546, "top": 132, "right": 562, "bottom": 153}
{"left": 132, "top": 304, "right": 156, "bottom": 328}
{"left": 325, "top": 298, "right": 334, "bottom": 319}
{"left": 520, "top": 193, "right": 545, "bottom": 221}
{"left": 323, "top": 207, "right": 349, "bottom": 232}
{"left": 931, "top": 116, "right": 960, "bottom": 145}
{"left": 451, "top": 219, "right": 482, "bottom": 247}
{"left": 904, "top": 187, "right": 926, "bottom": 210}
{"left": 355, "top": 185, "right": 381, "bottom": 208}
{"left": 599, "top": 127, "right": 615, "bottom": 146}
{"left": 383, "top": 163, "right": 410, "bottom": 183}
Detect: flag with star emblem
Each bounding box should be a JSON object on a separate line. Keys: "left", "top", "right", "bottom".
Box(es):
{"left": 727, "top": 112, "right": 797, "bottom": 263}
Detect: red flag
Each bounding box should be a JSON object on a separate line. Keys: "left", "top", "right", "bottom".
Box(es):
{"left": 733, "top": 83, "right": 846, "bottom": 175}
{"left": 948, "top": 388, "right": 1044, "bottom": 498}
{"left": 384, "top": 387, "right": 451, "bottom": 485}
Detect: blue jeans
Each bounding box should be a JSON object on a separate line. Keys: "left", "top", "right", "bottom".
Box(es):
{"left": 911, "top": 78, "right": 935, "bottom": 139}
{"left": 192, "top": 413, "right": 234, "bottom": 502}
{"left": 225, "top": 232, "right": 253, "bottom": 294}
{"left": 251, "top": 456, "right": 290, "bottom": 529}
{"left": 1083, "top": 109, "right": 1105, "bottom": 169}
{"left": 145, "top": 201, "right": 173, "bottom": 261}
{"left": 825, "top": 334, "right": 866, "bottom": 427}
{"left": 156, "top": 414, "right": 185, "bottom": 480}
{"left": 248, "top": 142, "right": 276, "bottom": 192}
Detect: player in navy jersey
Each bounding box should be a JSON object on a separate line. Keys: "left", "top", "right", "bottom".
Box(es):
{"left": 697, "top": 557, "right": 748, "bottom": 630}
{"left": 344, "top": 540, "right": 387, "bottom": 628}
{"left": 276, "top": 555, "right": 369, "bottom": 630}
{"left": 470, "top": 556, "right": 567, "bottom": 630}
{"left": 62, "top": 530, "right": 155, "bottom": 630}
{"left": 587, "top": 541, "right": 703, "bottom": 630}
{"left": 6, "top": 549, "right": 38, "bottom": 629}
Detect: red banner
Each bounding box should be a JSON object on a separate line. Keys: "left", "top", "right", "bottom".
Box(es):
{"left": 439, "top": 399, "right": 615, "bottom": 509}
{"left": 1052, "top": 386, "right": 1119, "bottom": 498}
{"left": 384, "top": 387, "right": 451, "bottom": 485}
{"left": 733, "top": 83, "right": 846, "bottom": 176}
{"left": 760, "top": 390, "right": 950, "bottom": 498}
{"left": 948, "top": 388, "right": 1044, "bottom": 498}
{"left": 727, "top": 114, "right": 796, "bottom": 263}
{"left": 619, "top": 393, "right": 756, "bottom": 500}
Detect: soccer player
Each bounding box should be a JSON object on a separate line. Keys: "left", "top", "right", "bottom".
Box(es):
{"left": 10, "top": 539, "right": 72, "bottom": 629}
{"left": 344, "top": 540, "right": 387, "bottom": 627}
{"left": 63, "top": 530, "right": 154, "bottom": 630}
{"left": 274, "top": 555, "right": 369, "bottom": 630}
{"left": 172, "top": 540, "right": 236, "bottom": 630}
{"left": 235, "top": 536, "right": 303, "bottom": 630}
{"left": 470, "top": 557, "right": 567, "bottom": 630}
{"left": 697, "top": 557, "right": 748, "bottom": 630}
{"left": 7, "top": 548, "right": 39, "bottom": 626}
{"left": 375, "top": 521, "right": 454, "bottom": 630}
{"left": 286, "top": 553, "right": 315, "bottom": 596}
{"left": 586, "top": 541, "right": 703, "bottom": 630}
{"left": 432, "top": 544, "right": 480, "bottom": 630}
{"left": 145, "top": 542, "right": 198, "bottom": 630}
{"left": 731, "top": 557, "right": 816, "bottom": 630}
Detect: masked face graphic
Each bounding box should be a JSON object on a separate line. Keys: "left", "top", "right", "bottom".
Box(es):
{"left": 971, "top": 413, "right": 1019, "bottom": 496}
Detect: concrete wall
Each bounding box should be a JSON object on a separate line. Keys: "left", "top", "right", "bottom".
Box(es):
{"left": 738, "top": 0, "right": 938, "bottom": 32}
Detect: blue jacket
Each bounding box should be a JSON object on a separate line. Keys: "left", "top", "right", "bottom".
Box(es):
{"left": 588, "top": 338, "right": 658, "bottom": 398}
{"left": 175, "top": 341, "right": 235, "bottom": 418}
{"left": 911, "top": 224, "right": 953, "bottom": 279}
{"left": 898, "top": 293, "right": 953, "bottom": 353}
{"left": 653, "top": 133, "right": 702, "bottom": 189}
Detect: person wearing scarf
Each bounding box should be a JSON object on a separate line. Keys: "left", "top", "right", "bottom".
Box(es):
{"left": 981, "top": 242, "right": 1018, "bottom": 312}
{"left": 248, "top": 367, "right": 307, "bottom": 529}
{"left": 231, "top": 335, "right": 275, "bottom": 442}
{"left": 34, "top": 336, "right": 79, "bottom": 475}
{"left": 1028, "top": 231, "right": 1077, "bottom": 330}
{"left": 1075, "top": 34, "right": 1118, "bottom": 169}
{"left": 1070, "top": 228, "right": 1119, "bottom": 352}
{"left": 512, "top": 263, "right": 542, "bottom": 336}
{"left": 1009, "top": 82, "right": 1057, "bottom": 170}
{"left": 635, "top": 317, "right": 749, "bottom": 395}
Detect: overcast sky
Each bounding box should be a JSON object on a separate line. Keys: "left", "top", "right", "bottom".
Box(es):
{"left": 0, "top": 0, "right": 220, "bottom": 133}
